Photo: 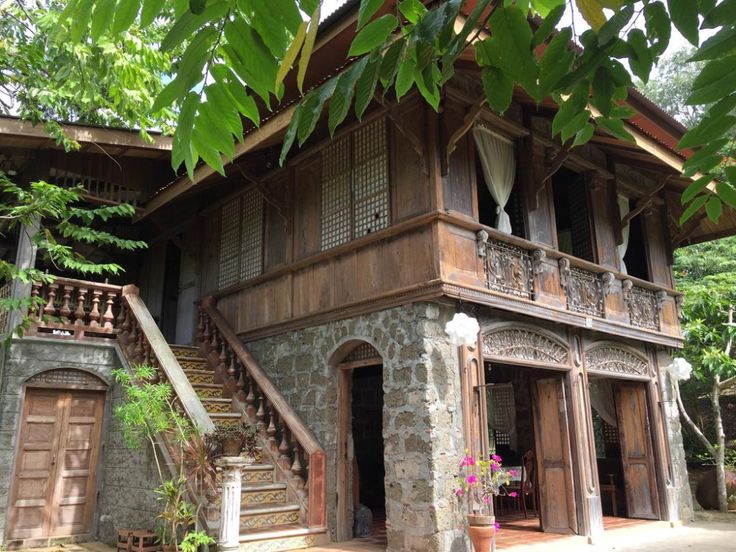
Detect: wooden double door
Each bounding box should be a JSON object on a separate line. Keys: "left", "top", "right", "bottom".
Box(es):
{"left": 7, "top": 388, "right": 105, "bottom": 541}
{"left": 531, "top": 377, "right": 660, "bottom": 535}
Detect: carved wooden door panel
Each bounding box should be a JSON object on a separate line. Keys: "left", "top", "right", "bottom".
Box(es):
{"left": 8, "top": 389, "right": 105, "bottom": 540}
{"left": 531, "top": 376, "right": 578, "bottom": 534}
{"left": 614, "top": 383, "right": 660, "bottom": 520}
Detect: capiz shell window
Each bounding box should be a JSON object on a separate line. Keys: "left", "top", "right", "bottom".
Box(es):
{"left": 321, "top": 117, "right": 390, "bottom": 250}
{"left": 218, "top": 188, "right": 264, "bottom": 289}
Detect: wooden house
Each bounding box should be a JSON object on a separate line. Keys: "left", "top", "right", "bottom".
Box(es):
{"left": 1, "top": 3, "right": 734, "bottom": 551}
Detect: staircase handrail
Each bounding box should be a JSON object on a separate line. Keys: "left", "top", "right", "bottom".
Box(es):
{"left": 120, "top": 285, "right": 215, "bottom": 434}
{"left": 200, "top": 298, "right": 327, "bottom": 529}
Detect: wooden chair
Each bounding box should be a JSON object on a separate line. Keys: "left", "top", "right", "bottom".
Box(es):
{"left": 503, "top": 450, "right": 537, "bottom": 518}
{"left": 116, "top": 529, "right": 161, "bottom": 552}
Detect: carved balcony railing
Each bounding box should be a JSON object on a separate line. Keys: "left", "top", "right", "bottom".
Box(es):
{"left": 198, "top": 299, "right": 327, "bottom": 529}
{"left": 559, "top": 260, "right": 605, "bottom": 318}
{"left": 477, "top": 229, "right": 534, "bottom": 299}
{"left": 28, "top": 277, "right": 124, "bottom": 339}
{"left": 623, "top": 281, "right": 661, "bottom": 331}
{"left": 471, "top": 226, "right": 681, "bottom": 339}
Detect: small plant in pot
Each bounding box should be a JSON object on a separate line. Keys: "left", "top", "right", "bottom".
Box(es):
{"left": 454, "top": 451, "right": 517, "bottom": 552}
{"left": 213, "top": 422, "right": 258, "bottom": 458}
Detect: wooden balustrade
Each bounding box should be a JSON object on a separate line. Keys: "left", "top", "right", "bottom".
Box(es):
{"left": 198, "top": 299, "right": 327, "bottom": 529}
{"left": 475, "top": 227, "right": 681, "bottom": 335}
{"left": 28, "top": 277, "right": 123, "bottom": 339}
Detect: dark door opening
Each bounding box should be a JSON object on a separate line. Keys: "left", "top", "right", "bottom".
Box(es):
{"left": 351, "top": 364, "right": 385, "bottom": 538}
{"left": 160, "top": 241, "right": 181, "bottom": 343}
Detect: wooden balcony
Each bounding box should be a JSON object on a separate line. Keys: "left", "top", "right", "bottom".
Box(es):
{"left": 438, "top": 213, "right": 683, "bottom": 347}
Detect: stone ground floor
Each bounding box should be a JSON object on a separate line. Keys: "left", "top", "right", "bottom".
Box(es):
{"left": 24, "top": 518, "right": 736, "bottom": 552}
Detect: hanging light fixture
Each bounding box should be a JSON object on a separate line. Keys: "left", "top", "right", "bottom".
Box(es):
{"left": 671, "top": 357, "right": 693, "bottom": 381}
{"left": 444, "top": 312, "right": 480, "bottom": 348}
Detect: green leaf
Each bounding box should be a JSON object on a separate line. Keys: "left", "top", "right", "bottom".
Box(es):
{"left": 191, "top": 127, "right": 225, "bottom": 176}
{"left": 91, "top": 0, "right": 116, "bottom": 40}
{"left": 239, "top": 0, "right": 303, "bottom": 58}
{"left": 279, "top": 103, "right": 302, "bottom": 165}
{"left": 297, "top": 4, "right": 320, "bottom": 93}
{"left": 680, "top": 194, "right": 709, "bottom": 224}
{"left": 717, "top": 181, "right": 736, "bottom": 209}
{"left": 224, "top": 18, "right": 278, "bottom": 103}
{"left": 594, "top": 116, "right": 635, "bottom": 142}
{"left": 643, "top": 1, "right": 671, "bottom": 56}
{"left": 689, "top": 27, "right": 736, "bottom": 61}
{"left": 679, "top": 115, "right": 736, "bottom": 149}
{"left": 682, "top": 139, "right": 728, "bottom": 176}
{"left": 70, "top": 0, "right": 95, "bottom": 42}
{"left": 705, "top": 195, "right": 723, "bottom": 221}
{"left": 398, "top": 0, "right": 427, "bottom": 23}
{"left": 482, "top": 67, "right": 514, "bottom": 113}
{"left": 112, "top": 0, "right": 140, "bottom": 35}
{"left": 357, "top": 0, "right": 384, "bottom": 30}
{"left": 687, "top": 56, "right": 736, "bottom": 104}
{"left": 161, "top": 0, "right": 228, "bottom": 51}
{"left": 379, "top": 38, "right": 406, "bottom": 88}
{"left": 395, "top": 57, "right": 416, "bottom": 100}
{"left": 628, "top": 29, "right": 653, "bottom": 83}
{"left": 206, "top": 83, "right": 243, "bottom": 139}
{"left": 328, "top": 58, "right": 368, "bottom": 135}
{"left": 533, "top": 4, "right": 567, "bottom": 46}
{"left": 668, "top": 0, "right": 700, "bottom": 46}
{"left": 348, "top": 15, "right": 398, "bottom": 57}
{"left": 591, "top": 66, "right": 615, "bottom": 116}
{"left": 297, "top": 77, "right": 338, "bottom": 145}
{"left": 572, "top": 123, "right": 595, "bottom": 147}
{"left": 576, "top": 0, "right": 606, "bottom": 32}
{"left": 414, "top": 63, "right": 441, "bottom": 111}
{"left": 538, "top": 28, "right": 575, "bottom": 98}
{"left": 276, "top": 20, "right": 308, "bottom": 88}
{"left": 702, "top": 0, "right": 736, "bottom": 28}
{"left": 552, "top": 83, "right": 588, "bottom": 136}
{"left": 597, "top": 4, "right": 634, "bottom": 45}
{"left": 140, "top": 0, "right": 166, "bottom": 27}
{"left": 682, "top": 175, "right": 713, "bottom": 203}
{"left": 354, "top": 55, "right": 382, "bottom": 119}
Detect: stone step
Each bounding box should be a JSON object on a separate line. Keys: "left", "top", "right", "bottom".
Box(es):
{"left": 194, "top": 383, "right": 223, "bottom": 399}
{"left": 200, "top": 397, "right": 233, "bottom": 414}
{"left": 243, "top": 464, "right": 275, "bottom": 484}
{"left": 169, "top": 344, "right": 200, "bottom": 356}
{"left": 242, "top": 482, "right": 288, "bottom": 506}
{"left": 238, "top": 526, "right": 330, "bottom": 551}
{"left": 184, "top": 368, "right": 215, "bottom": 385}
{"left": 240, "top": 503, "right": 301, "bottom": 531}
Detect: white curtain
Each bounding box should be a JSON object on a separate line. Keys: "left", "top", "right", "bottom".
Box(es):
{"left": 617, "top": 194, "right": 630, "bottom": 274}
{"left": 589, "top": 379, "right": 618, "bottom": 428}
{"left": 473, "top": 125, "right": 516, "bottom": 234}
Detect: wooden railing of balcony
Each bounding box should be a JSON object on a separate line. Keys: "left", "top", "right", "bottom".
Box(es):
{"left": 198, "top": 297, "right": 327, "bottom": 529}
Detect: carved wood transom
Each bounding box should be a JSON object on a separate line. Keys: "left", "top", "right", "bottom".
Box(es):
{"left": 26, "top": 368, "right": 107, "bottom": 387}
{"left": 584, "top": 344, "right": 649, "bottom": 377}
{"left": 482, "top": 326, "right": 570, "bottom": 365}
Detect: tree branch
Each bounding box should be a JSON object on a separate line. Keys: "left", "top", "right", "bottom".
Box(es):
{"left": 675, "top": 380, "right": 717, "bottom": 457}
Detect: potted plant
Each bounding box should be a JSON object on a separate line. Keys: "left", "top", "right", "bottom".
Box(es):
{"left": 241, "top": 423, "right": 259, "bottom": 462}
{"left": 214, "top": 423, "right": 247, "bottom": 456}
{"left": 454, "top": 451, "right": 517, "bottom": 552}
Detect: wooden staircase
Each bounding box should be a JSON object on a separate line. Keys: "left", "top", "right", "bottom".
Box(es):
{"left": 168, "top": 344, "right": 330, "bottom": 551}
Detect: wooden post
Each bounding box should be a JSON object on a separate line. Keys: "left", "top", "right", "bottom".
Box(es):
{"left": 216, "top": 457, "right": 247, "bottom": 552}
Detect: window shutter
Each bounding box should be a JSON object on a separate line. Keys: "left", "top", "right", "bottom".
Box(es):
{"left": 321, "top": 136, "right": 353, "bottom": 250}
{"left": 240, "top": 188, "right": 264, "bottom": 280}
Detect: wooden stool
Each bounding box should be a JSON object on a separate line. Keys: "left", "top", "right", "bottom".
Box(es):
{"left": 116, "top": 529, "right": 161, "bottom": 552}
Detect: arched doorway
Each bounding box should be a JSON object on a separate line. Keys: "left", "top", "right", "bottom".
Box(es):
{"left": 334, "top": 341, "right": 386, "bottom": 544}
{"left": 6, "top": 369, "right": 108, "bottom": 544}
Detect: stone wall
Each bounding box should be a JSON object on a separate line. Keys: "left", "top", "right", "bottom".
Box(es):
{"left": 246, "top": 301, "right": 467, "bottom": 552}
{"left": 0, "top": 337, "right": 160, "bottom": 546}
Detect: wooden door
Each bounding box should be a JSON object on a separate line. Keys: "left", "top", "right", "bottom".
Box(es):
{"left": 8, "top": 388, "right": 105, "bottom": 540}
{"left": 532, "top": 376, "right": 578, "bottom": 534}
{"left": 614, "top": 383, "right": 660, "bottom": 520}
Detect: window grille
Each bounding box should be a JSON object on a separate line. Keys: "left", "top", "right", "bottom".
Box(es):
{"left": 218, "top": 188, "right": 264, "bottom": 289}
{"left": 321, "top": 117, "right": 389, "bottom": 250}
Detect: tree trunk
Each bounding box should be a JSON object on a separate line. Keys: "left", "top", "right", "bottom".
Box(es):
{"left": 712, "top": 375, "right": 728, "bottom": 512}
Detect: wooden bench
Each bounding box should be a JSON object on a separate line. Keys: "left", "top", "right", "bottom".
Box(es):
{"left": 116, "top": 529, "right": 160, "bottom": 552}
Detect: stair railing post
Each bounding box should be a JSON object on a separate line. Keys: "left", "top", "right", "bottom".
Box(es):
{"left": 216, "top": 456, "right": 247, "bottom": 552}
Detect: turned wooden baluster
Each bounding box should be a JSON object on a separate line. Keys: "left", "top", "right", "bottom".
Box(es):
{"left": 278, "top": 419, "right": 291, "bottom": 470}
{"left": 291, "top": 443, "right": 306, "bottom": 495}
{"left": 89, "top": 289, "right": 102, "bottom": 327}
{"left": 134, "top": 328, "right": 145, "bottom": 363}
{"left": 266, "top": 401, "right": 278, "bottom": 453}
{"left": 118, "top": 302, "right": 130, "bottom": 342}
{"left": 43, "top": 283, "right": 58, "bottom": 320}
{"left": 102, "top": 291, "right": 115, "bottom": 329}
{"left": 225, "top": 348, "right": 237, "bottom": 398}
{"left": 235, "top": 358, "right": 246, "bottom": 403}
{"left": 255, "top": 388, "right": 266, "bottom": 434}
{"left": 216, "top": 340, "right": 228, "bottom": 385}
{"left": 196, "top": 311, "right": 205, "bottom": 351}
{"left": 244, "top": 371, "right": 257, "bottom": 421}
{"left": 29, "top": 282, "right": 42, "bottom": 321}
{"left": 142, "top": 340, "right": 152, "bottom": 366}
{"left": 125, "top": 317, "right": 138, "bottom": 357}
{"left": 74, "top": 287, "right": 88, "bottom": 326}
{"left": 60, "top": 285, "right": 73, "bottom": 323}
{"left": 201, "top": 314, "right": 212, "bottom": 356}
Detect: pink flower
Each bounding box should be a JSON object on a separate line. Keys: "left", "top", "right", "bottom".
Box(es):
{"left": 454, "top": 488, "right": 464, "bottom": 497}
{"left": 466, "top": 474, "right": 478, "bottom": 484}
{"left": 494, "top": 521, "right": 500, "bottom": 531}
{"left": 509, "top": 491, "right": 518, "bottom": 498}
{"left": 460, "top": 455, "right": 476, "bottom": 467}
{"left": 490, "top": 462, "right": 500, "bottom": 472}
{"left": 482, "top": 495, "right": 491, "bottom": 504}
{"left": 508, "top": 469, "right": 519, "bottom": 478}
{"left": 491, "top": 454, "right": 502, "bottom": 462}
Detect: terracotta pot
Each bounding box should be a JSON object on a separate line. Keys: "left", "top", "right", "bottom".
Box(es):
{"left": 161, "top": 544, "right": 176, "bottom": 552}
{"left": 467, "top": 515, "right": 496, "bottom": 552}
{"left": 222, "top": 437, "right": 242, "bottom": 456}
{"left": 695, "top": 467, "right": 736, "bottom": 510}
